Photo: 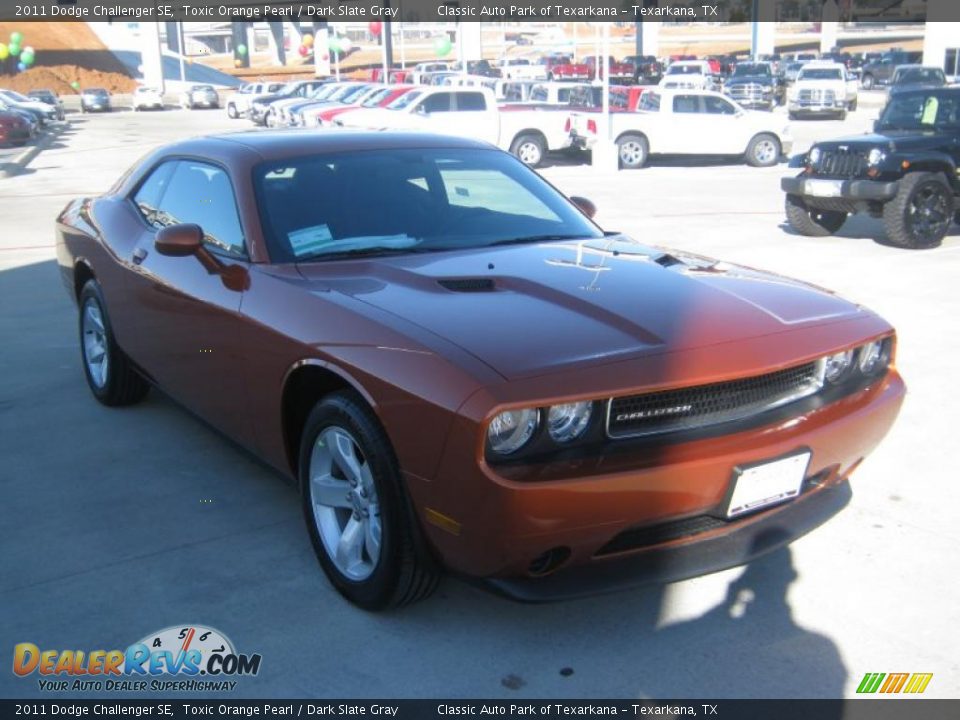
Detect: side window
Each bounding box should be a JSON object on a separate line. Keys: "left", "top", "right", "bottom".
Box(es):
{"left": 133, "top": 161, "right": 177, "bottom": 227}
{"left": 558, "top": 88, "right": 571, "bottom": 103}
{"left": 156, "top": 161, "right": 246, "bottom": 258}
{"left": 456, "top": 92, "right": 486, "bottom": 111}
{"left": 704, "top": 96, "right": 736, "bottom": 115}
{"left": 422, "top": 92, "right": 453, "bottom": 113}
{"left": 673, "top": 95, "right": 700, "bottom": 114}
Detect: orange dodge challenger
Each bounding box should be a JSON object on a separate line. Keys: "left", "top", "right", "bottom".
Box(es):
{"left": 56, "top": 131, "right": 905, "bottom": 609}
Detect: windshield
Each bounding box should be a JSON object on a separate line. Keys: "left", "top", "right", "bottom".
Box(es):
{"left": 3, "top": 90, "right": 30, "bottom": 101}
{"left": 733, "top": 64, "right": 771, "bottom": 77}
{"left": 667, "top": 65, "right": 703, "bottom": 75}
{"left": 362, "top": 87, "right": 394, "bottom": 107}
{"left": 895, "top": 68, "right": 945, "bottom": 85}
{"left": 193, "top": 85, "right": 214, "bottom": 92}
{"left": 877, "top": 90, "right": 960, "bottom": 131}
{"left": 254, "top": 148, "right": 602, "bottom": 263}
{"left": 799, "top": 68, "right": 842, "bottom": 80}
{"left": 387, "top": 89, "right": 422, "bottom": 109}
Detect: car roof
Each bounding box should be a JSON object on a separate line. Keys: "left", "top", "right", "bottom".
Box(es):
{"left": 162, "top": 129, "right": 494, "bottom": 164}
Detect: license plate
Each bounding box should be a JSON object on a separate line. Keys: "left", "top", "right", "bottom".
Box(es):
{"left": 806, "top": 179, "right": 844, "bottom": 198}
{"left": 725, "top": 451, "right": 810, "bottom": 519}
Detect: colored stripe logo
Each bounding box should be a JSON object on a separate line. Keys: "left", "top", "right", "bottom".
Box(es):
{"left": 857, "top": 672, "right": 933, "bottom": 694}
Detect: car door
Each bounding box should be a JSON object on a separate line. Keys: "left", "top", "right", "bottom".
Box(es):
{"left": 700, "top": 95, "right": 745, "bottom": 153}
{"left": 123, "top": 159, "right": 253, "bottom": 445}
{"left": 662, "top": 94, "right": 709, "bottom": 153}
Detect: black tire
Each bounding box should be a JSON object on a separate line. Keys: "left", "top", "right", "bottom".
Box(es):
{"left": 78, "top": 280, "right": 149, "bottom": 406}
{"left": 788, "top": 111, "right": 797, "bottom": 121}
{"left": 785, "top": 194, "right": 847, "bottom": 237}
{"left": 882, "top": 172, "right": 955, "bottom": 249}
{"left": 227, "top": 103, "right": 238, "bottom": 119}
{"left": 509, "top": 133, "right": 546, "bottom": 167}
{"left": 746, "top": 133, "right": 781, "bottom": 167}
{"left": 849, "top": 97, "right": 858, "bottom": 111}
{"left": 299, "top": 391, "right": 440, "bottom": 610}
{"left": 837, "top": 110, "right": 847, "bottom": 121}
{"left": 861, "top": 74, "right": 875, "bottom": 90}
{"left": 617, "top": 133, "right": 649, "bottom": 169}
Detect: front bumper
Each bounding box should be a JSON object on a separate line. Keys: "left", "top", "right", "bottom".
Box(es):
{"left": 409, "top": 366, "right": 904, "bottom": 598}
{"left": 486, "top": 479, "right": 852, "bottom": 602}
{"left": 782, "top": 175, "right": 900, "bottom": 202}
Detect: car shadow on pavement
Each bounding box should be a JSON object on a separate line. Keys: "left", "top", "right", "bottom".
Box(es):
{"left": 779, "top": 213, "right": 960, "bottom": 249}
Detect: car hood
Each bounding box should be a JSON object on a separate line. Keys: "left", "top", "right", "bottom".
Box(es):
{"left": 295, "top": 237, "right": 865, "bottom": 380}
{"left": 816, "top": 129, "right": 951, "bottom": 153}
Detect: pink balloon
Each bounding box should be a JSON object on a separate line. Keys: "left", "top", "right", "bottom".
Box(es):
{"left": 369, "top": 21, "right": 382, "bottom": 36}
{"left": 298, "top": 45, "right": 309, "bottom": 57}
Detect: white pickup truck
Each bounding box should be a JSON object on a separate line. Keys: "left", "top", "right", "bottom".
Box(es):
{"left": 787, "top": 61, "right": 859, "bottom": 120}
{"left": 498, "top": 57, "right": 548, "bottom": 81}
{"left": 335, "top": 86, "right": 572, "bottom": 168}
{"left": 569, "top": 88, "right": 792, "bottom": 169}
{"left": 659, "top": 60, "right": 718, "bottom": 91}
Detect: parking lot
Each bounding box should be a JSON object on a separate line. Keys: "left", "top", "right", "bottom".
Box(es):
{"left": 1, "top": 105, "right": 958, "bottom": 699}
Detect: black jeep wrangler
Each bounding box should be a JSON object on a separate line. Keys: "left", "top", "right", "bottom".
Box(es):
{"left": 782, "top": 87, "right": 959, "bottom": 249}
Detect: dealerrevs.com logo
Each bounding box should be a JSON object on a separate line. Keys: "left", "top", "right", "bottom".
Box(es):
{"left": 13, "top": 625, "right": 262, "bottom": 693}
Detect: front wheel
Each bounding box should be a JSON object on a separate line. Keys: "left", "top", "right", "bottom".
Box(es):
{"left": 746, "top": 133, "right": 781, "bottom": 167}
{"left": 882, "top": 172, "right": 955, "bottom": 249}
{"left": 617, "top": 133, "right": 649, "bottom": 169}
{"left": 785, "top": 194, "right": 847, "bottom": 237}
{"left": 510, "top": 133, "right": 546, "bottom": 167}
{"left": 78, "top": 280, "right": 149, "bottom": 406}
{"left": 300, "top": 391, "right": 440, "bottom": 610}
{"left": 227, "top": 103, "right": 238, "bottom": 119}
{"left": 848, "top": 97, "right": 858, "bottom": 111}
{"left": 861, "top": 74, "right": 875, "bottom": 90}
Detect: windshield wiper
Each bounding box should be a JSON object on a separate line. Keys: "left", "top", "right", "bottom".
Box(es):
{"left": 484, "top": 234, "right": 588, "bottom": 248}
{"left": 299, "top": 245, "right": 438, "bottom": 262}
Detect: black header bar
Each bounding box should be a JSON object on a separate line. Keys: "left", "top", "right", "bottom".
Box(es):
{"left": 0, "top": 0, "right": 941, "bottom": 23}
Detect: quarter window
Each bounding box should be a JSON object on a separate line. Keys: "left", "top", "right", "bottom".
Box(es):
{"left": 456, "top": 92, "right": 487, "bottom": 111}
{"left": 133, "top": 161, "right": 177, "bottom": 227}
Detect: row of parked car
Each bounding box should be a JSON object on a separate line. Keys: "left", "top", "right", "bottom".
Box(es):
{"left": 227, "top": 76, "right": 792, "bottom": 171}
{"left": 0, "top": 88, "right": 63, "bottom": 147}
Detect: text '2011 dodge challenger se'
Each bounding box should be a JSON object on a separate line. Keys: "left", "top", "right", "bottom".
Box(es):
{"left": 56, "top": 131, "right": 905, "bottom": 609}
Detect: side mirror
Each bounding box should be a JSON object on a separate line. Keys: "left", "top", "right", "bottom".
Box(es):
{"left": 155, "top": 223, "right": 202, "bottom": 257}
{"left": 570, "top": 196, "right": 597, "bottom": 219}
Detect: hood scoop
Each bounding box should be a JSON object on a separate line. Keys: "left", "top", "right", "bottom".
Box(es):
{"left": 653, "top": 252, "right": 686, "bottom": 268}
{"left": 438, "top": 278, "right": 496, "bottom": 292}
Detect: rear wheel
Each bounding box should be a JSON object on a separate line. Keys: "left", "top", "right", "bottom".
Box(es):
{"left": 617, "top": 133, "right": 649, "bottom": 169}
{"left": 510, "top": 133, "right": 546, "bottom": 167}
{"left": 882, "top": 172, "right": 955, "bottom": 249}
{"left": 227, "top": 103, "right": 238, "bottom": 119}
{"left": 861, "top": 74, "right": 875, "bottom": 90}
{"left": 848, "top": 97, "right": 858, "bottom": 111}
{"left": 78, "top": 280, "right": 149, "bottom": 406}
{"left": 746, "top": 133, "right": 781, "bottom": 167}
{"left": 300, "top": 391, "right": 440, "bottom": 610}
{"left": 785, "top": 194, "right": 847, "bottom": 237}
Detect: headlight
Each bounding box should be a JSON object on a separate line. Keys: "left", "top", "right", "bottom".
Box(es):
{"left": 547, "top": 402, "right": 593, "bottom": 443}
{"left": 858, "top": 340, "right": 889, "bottom": 375}
{"left": 867, "top": 148, "right": 886, "bottom": 166}
{"left": 824, "top": 350, "right": 854, "bottom": 383}
{"left": 487, "top": 408, "right": 539, "bottom": 456}
{"left": 808, "top": 147, "right": 821, "bottom": 164}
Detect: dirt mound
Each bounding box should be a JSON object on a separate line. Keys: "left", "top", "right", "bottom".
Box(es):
{"left": 0, "top": 21, "right": 135, "bottom": 94}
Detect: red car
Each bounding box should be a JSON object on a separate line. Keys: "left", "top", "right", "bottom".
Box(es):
{"left": 0, "top": 110, "right": 30, "bottom": 146}
{"left": 57, "top": 131, "right": 904, "bottom": 609}
{"left": 543, "top": 54, "right": 591, "bottom": 81}
{"left": 310, "top": 85, "right": 414, "bottom": 126}
{"left": 585, "top": 55, "right": 633, "bottom": 83}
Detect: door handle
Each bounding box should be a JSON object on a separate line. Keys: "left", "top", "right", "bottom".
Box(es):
{"left": 132, "top": 248, "right": 148, "bottom": 265}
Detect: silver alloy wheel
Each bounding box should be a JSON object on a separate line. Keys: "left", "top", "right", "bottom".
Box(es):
{"left": 309, "top": 425, "right": 382, "bottom": 581}
{"left": 619, "top": 140, "right": 645, "bottom": 166}
{"left": 81, "top": 298, "right": 109, "bottom": 389}
{"left": 517, "top": 140, "right": 542, "bottom": 166}
{"left": 753, "top": 138, "right": 778, "bottom": 165}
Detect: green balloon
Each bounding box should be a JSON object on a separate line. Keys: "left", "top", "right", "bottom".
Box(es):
{"left": 434, "top": 36, "right": 452, "bottom": 57}
{"left": 9, "top": 43, "right": 20, "bottom": 57}
{"left": 10, "top": 31, "right": 23, "bottom": 45}
{"left": 0, "top": 43, "right": 8, "bottom": 61}
{"left": 328, "top": 36, "right": 342, "bottom": 54}
{"left": 237, "top": 44, "right": 247, "bottom": 56}
{"left": 22, "top": 53, "right": 34, "bottom": 66}
{"left": 71, "top": 81, "right": 81, "bottom": 90}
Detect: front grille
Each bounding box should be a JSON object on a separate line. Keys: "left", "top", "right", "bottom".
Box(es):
{"left": 727, "top": 83, "right": 767, "bottom": 100}
{"left": 796, "top": 88, "right": 837, "bottom": 106}
{"left": 816, "top": 148, "right": 868, "bottom": 178}
{"left": 606, "top": 361, "right": 824, "bottom": 439}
